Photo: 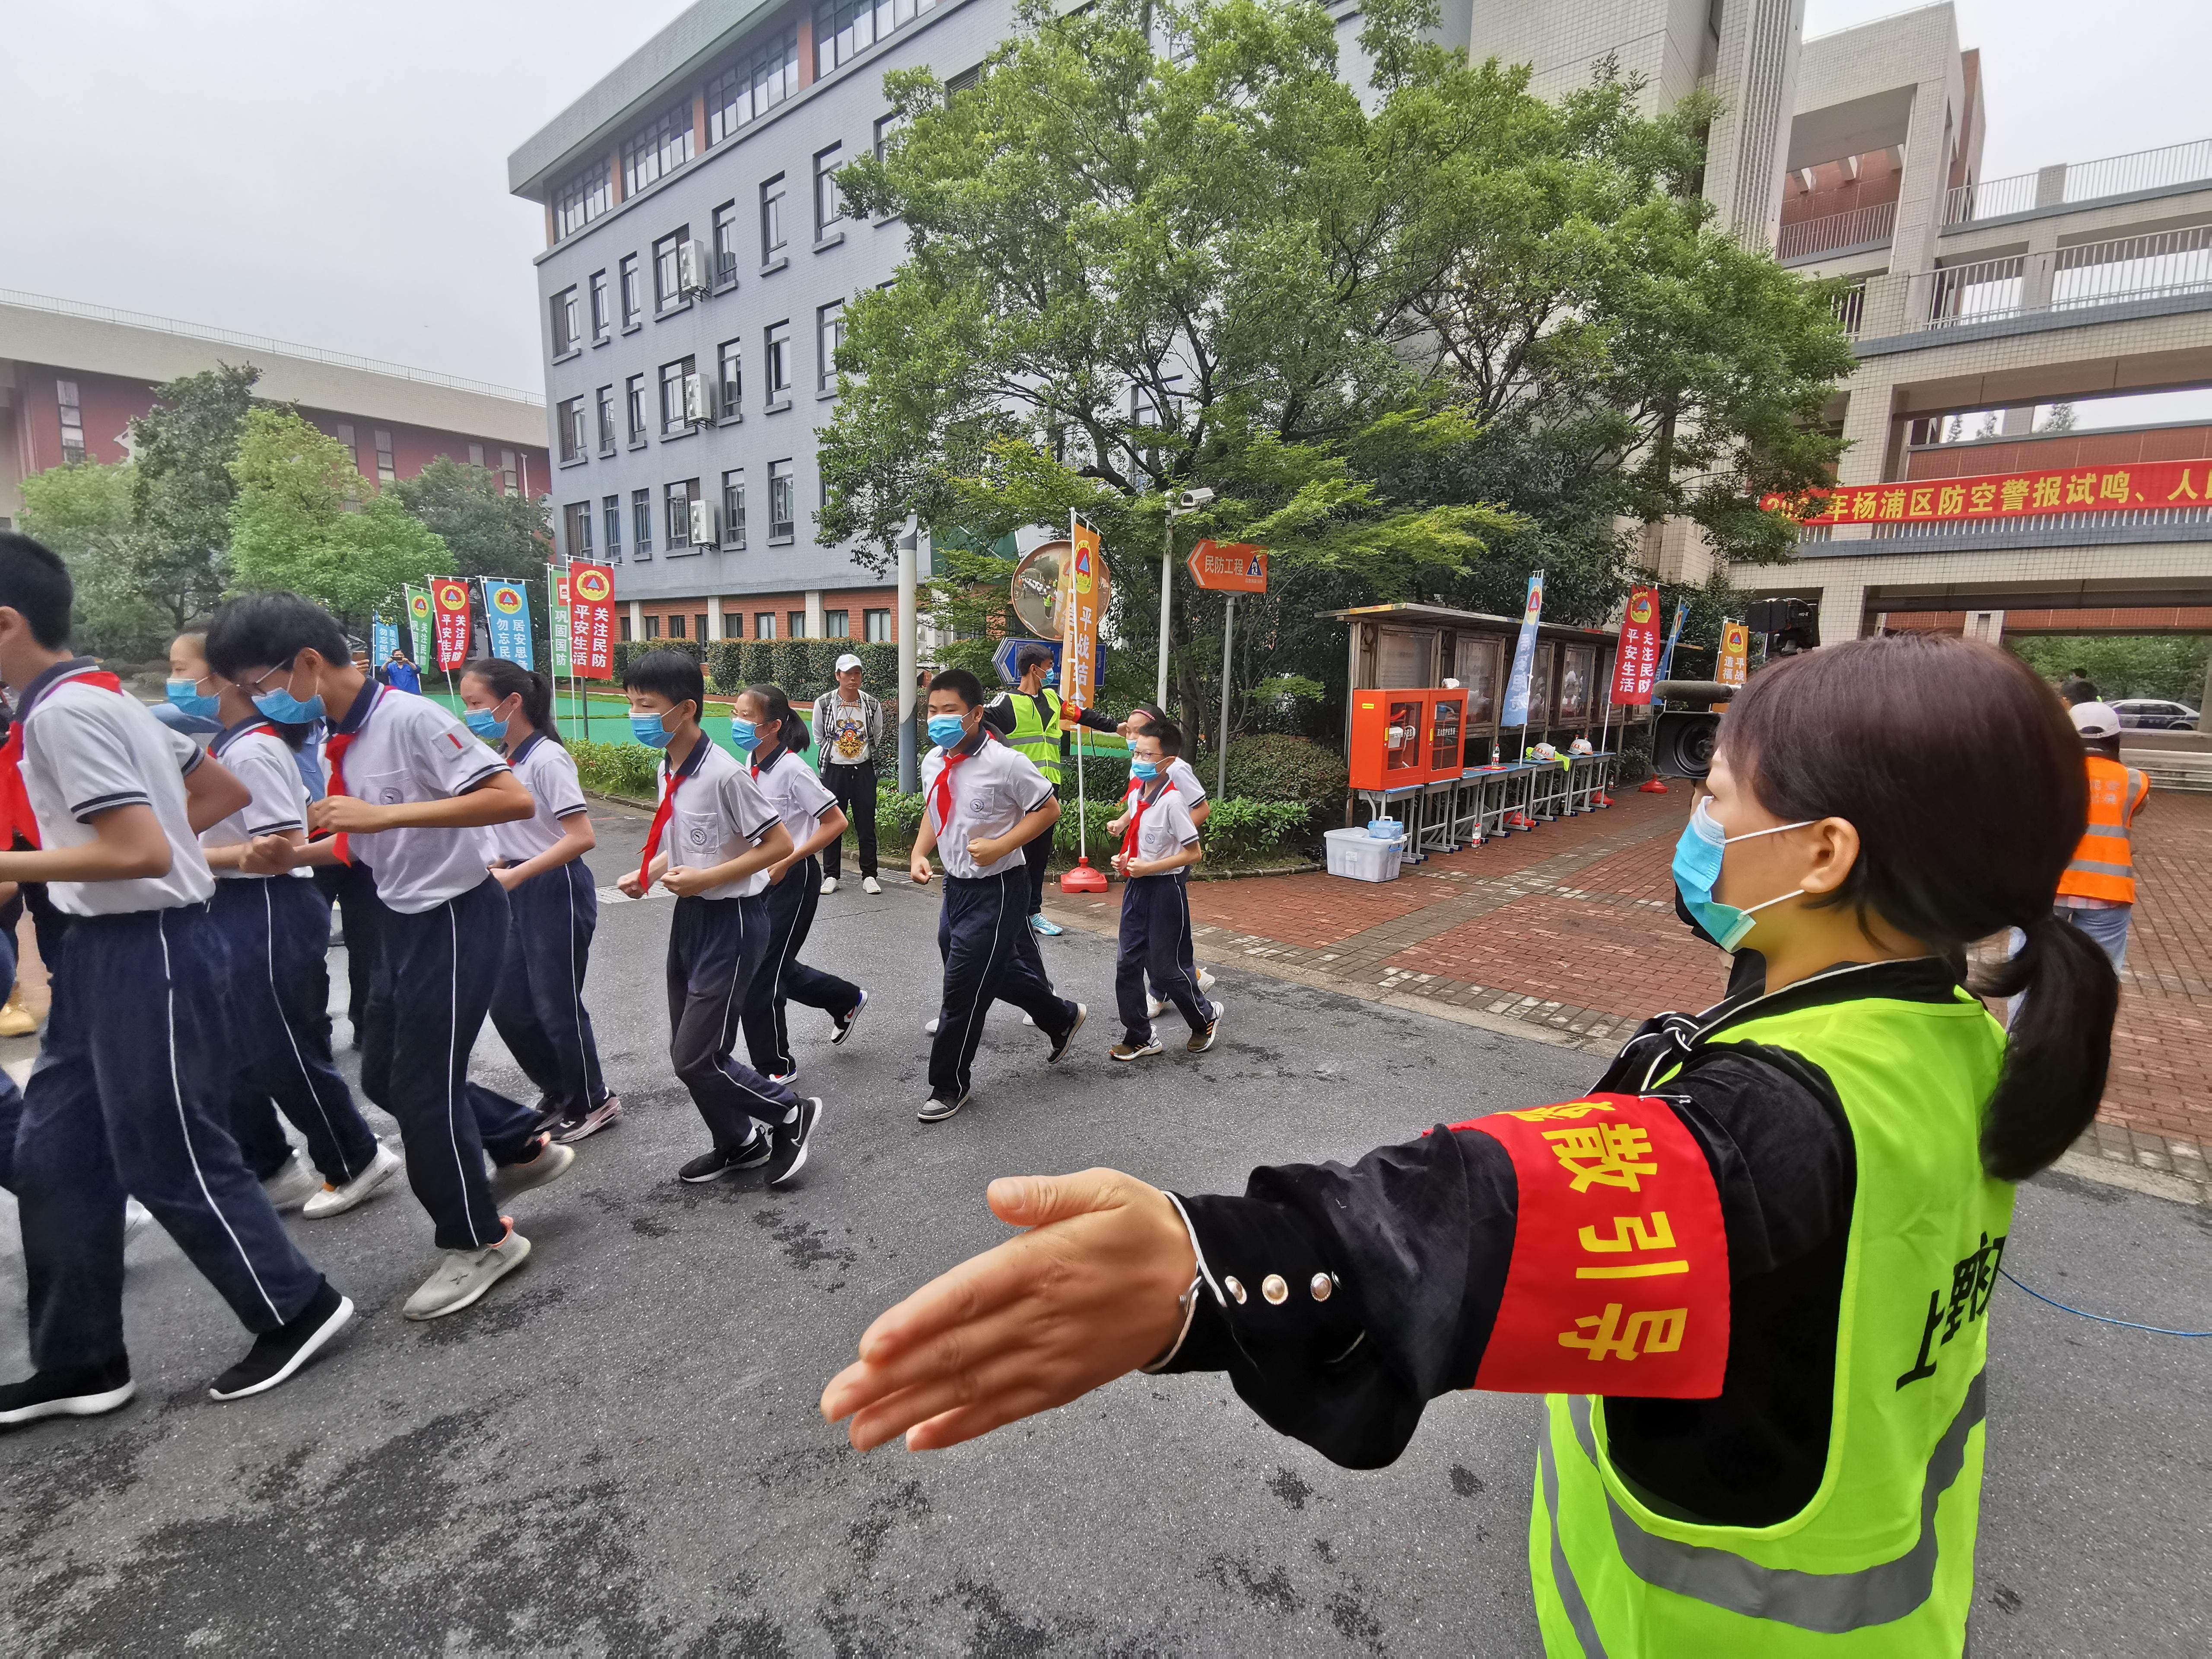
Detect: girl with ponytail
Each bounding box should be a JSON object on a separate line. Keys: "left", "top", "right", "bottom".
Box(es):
{"left": 820, "top": 632, "right": 2107, "bottom": 1656}
{"left": 460, "top": 658, "right": 620, "bottom": 1143}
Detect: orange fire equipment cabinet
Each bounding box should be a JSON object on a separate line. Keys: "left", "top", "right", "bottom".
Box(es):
{"left": 1350, "top": 691, "right": 1432, "bottom": 789}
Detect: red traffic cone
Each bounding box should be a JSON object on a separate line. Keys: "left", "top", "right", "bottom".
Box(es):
{"left": 1638, "top": 778, "right": 1670, "bottom": 794}
{"left": 1059, "top": 856, "right": 1109, "bottom": 893}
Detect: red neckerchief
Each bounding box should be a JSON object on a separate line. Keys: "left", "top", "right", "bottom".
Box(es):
{"left": 1120, "top": 776, "right": 1175, "bottom": 864}
{"left": 318, "top": 684, "right": 385, "bottom": 866}
{"left": 747, "top": 742, "right": 783, "bottom": 782}
{"left": 0, "top": 664, "right": 124, "bottom": 849}
{"left": 930, "top": 730, "right": 985, "bottom": 837}
{"left": 639, "top": 732, "right": 709, "bottom": 888}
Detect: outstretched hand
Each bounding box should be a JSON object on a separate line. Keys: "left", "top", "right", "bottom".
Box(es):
{"left": 820, "top": 1169, "right": 1195, "bottom": 1452}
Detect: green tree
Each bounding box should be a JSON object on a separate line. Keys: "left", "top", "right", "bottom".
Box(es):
{"left": 2009, "top": 634, "right": 2211, "bottom": 704}
{"left": 227, "top": 410, "right": 448, "bottom": 624}
{"left": 17, "top": 461, "right": 174, "bottom": 656}
{"left": 127, "top": 362, "right": 262, "bottom": 625}
{"left": 393, "top": 456, "right": 551, "bottom": 578}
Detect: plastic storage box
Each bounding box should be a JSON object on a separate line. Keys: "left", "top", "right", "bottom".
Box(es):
{"left": 1325, "top": 826, "right": 1405, "bottom": 883}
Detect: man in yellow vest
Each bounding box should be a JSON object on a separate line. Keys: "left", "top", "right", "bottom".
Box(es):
{"left": 2057, "top": 702, "right": 2149, "bottom": 970}
{"left": 982, "top": 644, "right": 1067, "bottom": 936}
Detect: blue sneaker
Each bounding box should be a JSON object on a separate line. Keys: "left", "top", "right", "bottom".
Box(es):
{"left": 1030, "top": 914, "right": 1065, "bottom": 937}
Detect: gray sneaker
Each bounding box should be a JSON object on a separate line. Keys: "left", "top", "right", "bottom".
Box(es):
{"left": 1187, "top": 1000, "right": 1225, "bottom": 1054}
{"left": 403, "top": 1229, "right": 532, "bottom": 1320}
{"left": 261, "top": 1155, "right": 321, "bottom": 1215}
{"left": 489, "top": 1135, "right": 575, "bottom": 1204}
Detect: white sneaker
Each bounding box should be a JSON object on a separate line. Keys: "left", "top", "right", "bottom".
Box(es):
{"left": 403, "top": 1227, "right": 532, "bottom": 1320}
{"left": 261, "top": 1156, "right": 321, "bottom": 1215}
{"left": 1022, "top": 1012, "right": 1035, "bottom": 1027}
{"left": 820, "top": 876, "right": 839, "bottom": 895}
{"left": 302, "top": 1142, "right": 403, "bottom": 1219}
{"left": 1146, "top": 994, "right": 1169, "bottom": 1019}
{"left": 1198, "top": 968, "right": 1216, "bottom": 992}
{"left": 862, "top": 876, "right": 882, "bottom": 895}
{"left": 925, "top": 1017, "right": 940, "bottom": 1035}
{"left": 123, "top": 1197, "right": 153, "bottom": 1239}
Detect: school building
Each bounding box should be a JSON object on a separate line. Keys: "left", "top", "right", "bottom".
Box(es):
{"left": 0, "top": 289, "right": 549, "bottom": 531}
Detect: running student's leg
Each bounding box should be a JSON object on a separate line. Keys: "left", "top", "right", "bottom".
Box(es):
{"left": 668, "top": 897, "right": 797, "bottom": 1146}
{"left": 741, "top": 869, "right": 808, "bottom": 1078}
{"left": 1115, "top": 879, "right": 1155, "bottom": 1044}
{"left": 85, "top": 912, "right": 325, "bottom": 1337}
{"left": 1022, "top": 833, "right": 1050, "bottom": 918}
{"left": 226, "top": 1094, "right": 294, "bottom": 1181}
{"left": 1146, "top": 874, "right": 1212, "bottom": 1032}
{"left": 487, "top": 881, "right": 571, "bottom": 1113}
{"left": 528, "top": 864, "right": 607, "bottom": 1111}
{"left": 775, "top": 860, "right": 860, "bottom": 1019}
{"left": 929, "top": 880, "right": 1005, "bottom": 1101}
{"left": 354, "top": 885, "right": 398, "bottom": 1111}
{"left": 444, "top": 879, "right": 542, "bottom": 1164}
{"left": 992, "top": 877, "right": 1077, "bottom": 1036}
{"left": 850, "top": 764, "right": 879, "bottom": 879}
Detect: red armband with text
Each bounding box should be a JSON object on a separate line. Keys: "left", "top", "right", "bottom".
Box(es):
{"left": 1452, "top": 1093, "right": 1729, "bottom": 1398}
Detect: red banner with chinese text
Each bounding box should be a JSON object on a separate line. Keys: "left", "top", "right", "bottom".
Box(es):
{"left": 1763, "top": 458, "right": 2209, "bottom": 527}
{"left": 1610, "top": 586, "right": 1661, "bottom": 706}
{"left": 567, "top": 563, "right": 617, "bottom": 680}
{"left": 430, "top": 577, "right": 471, "bottom": 671}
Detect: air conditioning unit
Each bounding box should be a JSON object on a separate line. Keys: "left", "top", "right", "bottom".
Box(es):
{"left": 689, "top": 497, "right": 720, "bottom": 547}
{"left": 682, "top": 372, "right": 713, "bottom": 425}
{"left": 677, "top": 238, "right": 713, "bottom": 295}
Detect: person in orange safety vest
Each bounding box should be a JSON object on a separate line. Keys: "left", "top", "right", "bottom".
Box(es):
{"left": 2056, "top": 701, "right": 2149, "bottom": 970}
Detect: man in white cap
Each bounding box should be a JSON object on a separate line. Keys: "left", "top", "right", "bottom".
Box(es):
{"left": 812, "top": 653, "right": 883, "bottom": 895}
{"left": 2056, "top": 700, "right": 2149, "bottom": 969}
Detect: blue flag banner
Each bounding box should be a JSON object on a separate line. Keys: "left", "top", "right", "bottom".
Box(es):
{"left": 1654, "top": 600, "right": 1691, "bottom": 685}
{"left": 484, "top": 579, "right": 533, "bottom": 669}
{"left": 1501, "top": 572, "right": 1545, "bottom": 728}
{"left": 371, "top": 614, "right": 399, "bottom": 667}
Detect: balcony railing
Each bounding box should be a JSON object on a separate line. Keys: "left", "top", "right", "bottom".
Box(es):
{"left": 1921, "top": 227, "right": 2212, "bottom": 330}
{"left": 1831, "top": 281, "right": 1868, "bottom": 338}
{"left": 1777, "top": 199, "right": 1897, "bottom": 261}
{"left": 1945, "top": 137, "right": 2212, "bottom": 226}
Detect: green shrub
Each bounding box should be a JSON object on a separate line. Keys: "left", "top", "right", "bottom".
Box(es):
{"left": 611, "top": 638, "right": 704, "bottom": 682}
{"left": 876, "top": 782, "right": 927, "bottom": 847}
{"left": 571, "top": 738, "right": 660, "bottom": 801}
{"left": 1201, "top": 798, "right": 1312, "bottom": 862}
{"left": 1220, "top": 733, "right": 1345, "bottom": 805}
{"left": 705, "top": 639, "right": 747, "bottom": 693}
{"left": 1053, "top": 797, "right": 1124, "bottom": 860}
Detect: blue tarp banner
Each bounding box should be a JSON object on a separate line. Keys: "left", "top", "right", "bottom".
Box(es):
{"left": 484, "top": 579, "right": 533, "bottom": 669}
{"left": 371, "top": 615, "right": 399, "bottom": 666}
{"left": 1501, "top": 572, "right": 1545, "bottom": 728}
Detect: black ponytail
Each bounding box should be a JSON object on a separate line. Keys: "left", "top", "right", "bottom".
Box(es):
{"left": 461, "top": 658, "right": 561, "bottom": 746}
{"left": 744, "top": 683, "right": 810, "bottom": 756}
{"left": 1720, "top": 633, "right": 2115, "bottom": 1182}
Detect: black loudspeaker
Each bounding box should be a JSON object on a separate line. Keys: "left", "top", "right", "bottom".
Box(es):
{"left": 1652, "top": 711, "right": 1723, "bottom": 779}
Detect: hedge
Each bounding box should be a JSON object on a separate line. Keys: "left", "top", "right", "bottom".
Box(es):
{"left": 606, "top": 636, "right": 900, "bottom": 703}
{"left": 1218, "top": 733, "right": 1347, "bottom": 805}
{"left": 1200, "top": 798, "right": 1313, "bottom": 862}
{"left": 572, "top": 738, "right": 661, "bottom": 801}
{"left": 867, "top": 784, "right": 1306, "bottom": 867}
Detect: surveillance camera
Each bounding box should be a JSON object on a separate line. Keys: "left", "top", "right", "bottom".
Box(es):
{"left": 1176, "top": 487, "right": 1215, "bottom": 510}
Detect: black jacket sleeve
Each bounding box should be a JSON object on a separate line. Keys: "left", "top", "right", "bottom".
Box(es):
{"left": 980, "top": 694, "right": 1016, "bottom": 736}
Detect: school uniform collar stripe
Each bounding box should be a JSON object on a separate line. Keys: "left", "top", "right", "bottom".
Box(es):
{"left": 18, "top": 657, "right": 112, "bottom": 720}
{"left": 749, "top": 743, "right": 788, "bottom": 774}
{"left": 509, "top": 732, "right": 546, "bottom": 768}
{"left": 330, "top": 681, "right": 385, "bottom": 737}
{"left": 211, "top": 716, "right": 277, "bottom": 758}
{"left": 662, "top": 732, "right": 712, "bottom": 784}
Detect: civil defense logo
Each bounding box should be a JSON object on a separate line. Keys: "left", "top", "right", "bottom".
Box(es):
{"left": 490, "top": 585, "right": 523, "bottom": 615}
{"left": 573, "top": 568, "right": 612, "bottom": 603}
{"left": 409, "top": 594, "right": 432, "bottom": 620}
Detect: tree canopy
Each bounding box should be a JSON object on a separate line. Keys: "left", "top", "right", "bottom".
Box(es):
{"left": 16, "top": 460, "right": 175, "bottom": 655}
{"left": 392, "top": 456, "right": 551, "bottom": 579}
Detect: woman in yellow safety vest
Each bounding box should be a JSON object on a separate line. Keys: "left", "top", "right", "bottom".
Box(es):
{"left": 822, "top": 633, "right": 2119, "bottom": 1655}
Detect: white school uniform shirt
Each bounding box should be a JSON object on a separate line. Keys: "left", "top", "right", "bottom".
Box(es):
{"left": 203, "top": 718, "right": 312, "bottom": 880}
{"left": 660, "top": 735, "right": 779, "bottom": 900}
{"left": 1125, "top": 779, "right": 1201, "bottom": 867}
{"left": 1122, "top": 756, "right": 1207, "bottom": 810}
{"left": 486, "top": 733, "right": 589, "bottom": 864}
{"left": 746, "top": 743, "right": 839, "bottom": 849}
{"left": 327, "top": 685, "right": 509, "bottom": 915}
{"left": 921, "top": 731, "right": 1054, "bottom": 880}
{"left": 16, "top": 659, "right": 214, "bottom": 915}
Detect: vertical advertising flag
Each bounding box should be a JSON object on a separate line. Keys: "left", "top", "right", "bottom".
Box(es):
{"left": 1653, "top": 600, "right": 1691, "bottom": 685}
{"left": 547, "top": 565, "right": 573, "bottom": 677}
{"left": 430, "top": 577, "right": 472, "bottom": 671}
{"left": 1610, "top": 585, "right": 1662, "bottom": 706}
{"left": 1717, "top": 619, "right": 1749, "bottom": 687}
{"left": 1500, "top": 572, "right": 1545, "bottom": 728}
{"left": 404, "top": 585, "right": 435, "bottom": 667}
{"left": 371, "top": 613, "right": 399, "bottom": 667}
{"left": 567, "top": 563, "right": 617, "bottom": 679}
{"left": 484, "top": 579, "right": 534, "bottom": 668}
{"left": 1060, "top": 516, "right": 1105, "bottom": 714}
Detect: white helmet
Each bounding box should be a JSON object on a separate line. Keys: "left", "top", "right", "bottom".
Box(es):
{"left": 2069, "top": 701, "right": 2123, "bottom": 741}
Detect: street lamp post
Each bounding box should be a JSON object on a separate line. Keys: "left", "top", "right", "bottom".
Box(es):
{"left": 1157, "top": 487, "right": 1214, "bottom": 713}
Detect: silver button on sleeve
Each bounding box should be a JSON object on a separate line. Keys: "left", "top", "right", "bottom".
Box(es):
{"left": 1309, "top": 1272, "right": 1333, "bottom": 1303}
{"left": 1262, "top": 1274, "right": 1288, "bottom": 1305}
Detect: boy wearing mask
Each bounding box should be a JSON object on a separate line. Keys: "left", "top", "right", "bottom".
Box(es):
{"left": 1108, "top": 720, "right": 1220, "bottom": 1059}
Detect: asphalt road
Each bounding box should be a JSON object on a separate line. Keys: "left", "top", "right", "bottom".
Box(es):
{"left": 0, "top": 803, "right": 2206, "bottom": 1655}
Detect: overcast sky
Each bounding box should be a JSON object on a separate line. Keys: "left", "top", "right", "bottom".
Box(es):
{"left": 0, "top": 0, "right": 2205, "bottom": 395}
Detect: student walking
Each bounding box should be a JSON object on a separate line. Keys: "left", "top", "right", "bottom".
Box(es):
{"left": 1108, "top": 718, "right": 1221, "bottom": 1060}
{"left": 460, "top": 658, "right": 621, "bottom": 1144}
{"left": 731, "top": 684, "right": 866, "bottom": 1084}
{"left": 208, "top": 592, "right": 576, "bottom": 1322}
{"left": 0, "top": 534, "right": 354, "bottom": 1423}
{"left": 911, "top": 668, "right": 1084, "bottom": 1123}
{"left": 812, "top": 652, "right": 884, "bottom": 894}
{"left": 168, "top": 630, "right": 401, "bottom": 1220}
{"left": 619, "top": 650, "right": 823, "bottom": 1187}
{"left": 1099, "top": 702, "right": 1217, "bottom": 1018}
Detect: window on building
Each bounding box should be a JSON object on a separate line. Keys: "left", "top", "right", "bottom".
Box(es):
{"left": 864, "top": 607, "right": 890, "bottom": 642}
{"left": 765, "top": 321, "right": 792, "bottom": 404}
{"left": 707, "top": 28, "right": 800, "bottom": 144}
{"left": 653, "top": 227, "right": 689, "bottom": 311}
{"left": 874, "top": 110, "right": 907, "bottom": 165}
{"left": 590, "top": 270, "right": 610, "bottom": 341}
{"left": 374, "top": 429, "right": 395, "bottom": 484}
{"left": 814, "top": 144, "right": 845, "bottom": 238}
{"left": 756, "top": 612, "right": 777, "bottom": 640}
{"left": 625, "top": 375, "right": 647, "bottom": 442}
{"left": 817, "top": 0, "right": 938, "bottom": 79}
{"left": 817, "top": 300, "right": 844, "bottom": 394}
{"left": 564, "top": 501, "right": 594, "bottom": 559}
{"left": 619, "top": 255, "right": 642, "bottom": 327}
{"left": 553, "top": 160, "right": 612, "bottom": 239}
{"left": 620, "top": 614, "right": 633, "bottom": 642}
{"left": 660, "top": 356, "right": 697, "bottom": 434}
{"left": 789, "top": 609, "right": 808, "bottom": 639}
{"left": 645, "top": 613, "right": 662, "bottom": 639}
{"left": 557, "top": 396, "right": 585, "bottom": 463}
{"left": 603, "top": 495, "right": 623, "bottom": 562}
{"left": 596, "top": 385, "right": 616, "bottom": 454}
{"left": 760, "top": 175, "right": 788, "bottom": 265}
{"left": 632, "top": 487, "right": 654, "bottom": 558}
{"left": 621, "top": 102, "right": 695, "bottom": 197}
{"left": 769, "top": 458, "right": 795, "bottom": 539}
{"left": 716, "top": 340, "right": 743, "bottom": 419}
{"left": 666, "top": 478, "right": 699, "bottom": 550}
{"left": 468, "top": 442, "right": 484, "bottom": 468}
{"left": 695, "top": 613, "right": 710, "bottom": 642}
{"left": 1130, "top": 372, "right": 1185, "bottom": 429}
{"left": 336, "top": 423, "right": 358, "bottom": 469}
{"left": 667, "top": 613, "right": 686, "bottom": 639}
{"left": 552, "top": 286, "right": 581, "bottom": 355}
{"left": 722, "top": 468, "right": 747, "bottom": 549}
{"left": 499, "top": 450, "right": 518, "bottom": 494}
{"left": 712, "top": 201, "right": 741, "bottom": 284}
{"left": 825, "top": 609, "right": 850, "bottom": 638}
{"left": 945, "top": 61, "right": 983, "bottom": 97}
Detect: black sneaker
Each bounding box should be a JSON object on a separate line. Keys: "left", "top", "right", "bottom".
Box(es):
{"left": 679, "top": 1134, "right": 769, "bottom": 1183}
{"left": 208, "top": 1280, "right": 355, "bottom": 1402}
{"left": 0, "top": 1357, "right": 135, "bottom": 1427}
{"left": 768, "top": 1097, "right": 823, "bottom": 1187}
{"left": 916, "top": 1090, "right": 969, "bottom": 1124}
{"left": 525, "top": 1096, "right": 564, "bottom": 1138}
{"left": 1047, "top": 1003, "right": 1087, "bottom": 1064}
{"left": 554, "top": 1095, "right": 624, "bottom": 1144}
{"left": 830, "top": 989, "right": 868, "bottom": 1046}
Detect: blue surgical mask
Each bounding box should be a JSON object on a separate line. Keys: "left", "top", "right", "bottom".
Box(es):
{"left": 729, "top": 717, "right": 759, "bottom": 752}
{"left": 1671, "top": 796, "right": 1815, "bottom": 952}
{"left": 166, "top": 679, "right": 220, "bottom": 721}
{"left": 252, "top": 674, "right": 325, "bottom": 725}
{"left": 464, "top": 709, "right": 505, "bottom": 742}
{"left": 1130, "top": 759, "right": 1159, "bottom": 780}
{"left": 630, "top": 712, "right": 673, "bottom": 749}
{"left": 928, "top": 713, "right": 969, "bottom": 749}
{"left": 1043, "top": 669, "right": 1058, "bottom": 688}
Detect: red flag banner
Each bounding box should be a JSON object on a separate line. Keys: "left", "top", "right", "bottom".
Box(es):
{"left": 1611, "top": 585, "right": 1662, "bottom": 707}
{"left": 567, "top": 563, "right": 617, "bottom": 680}
{"left": 430, "top": 577, "right": 471, "bottom": 670}
{"left": 1763, "top": 458, "right": 2208, "bottom": 528}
